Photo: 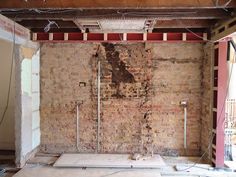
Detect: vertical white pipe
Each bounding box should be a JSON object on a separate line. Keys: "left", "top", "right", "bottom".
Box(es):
{"left": 97, "top": 60, "right": 101, "bottom": 153}
{"left": 184, "top": 107, "right": 187, "bottom": 149}
{"left": 76, "top": 103, "right": 79, "bottom": 151}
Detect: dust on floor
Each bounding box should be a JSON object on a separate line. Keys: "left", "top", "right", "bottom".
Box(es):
{"left": 4, "top": 154, "right": 236, "bottom": 177}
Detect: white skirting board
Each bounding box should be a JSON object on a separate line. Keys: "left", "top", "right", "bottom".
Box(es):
{"left": 53, "top": 153, "right": 166, "bottom": 168}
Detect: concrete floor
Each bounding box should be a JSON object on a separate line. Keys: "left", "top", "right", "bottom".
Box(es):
{"left": 3, "top": 155, "right": 235, "bottom": 177}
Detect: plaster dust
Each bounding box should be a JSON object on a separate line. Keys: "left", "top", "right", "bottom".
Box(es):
{"left": 13, "top": 167, "right": 162, "bottom": 177}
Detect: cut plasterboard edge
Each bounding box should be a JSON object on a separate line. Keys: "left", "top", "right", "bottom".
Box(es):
{"left": 0, "top": 14, "right": 38, "bottom": 48}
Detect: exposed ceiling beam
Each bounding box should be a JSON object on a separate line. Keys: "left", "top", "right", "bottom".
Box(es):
{"left": 154, "top": 19, "right": 216, "bottom": 28}
{"left": 18, "top": 19, "right": 216, "bottom": 30}
{"left": 2, "top": 9, "right": 233, "bottom": 20}
{"left": 0, "top": 0, "right": 235, "bottom": 9}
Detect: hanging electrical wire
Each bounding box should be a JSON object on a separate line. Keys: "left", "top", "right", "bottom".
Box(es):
{"left": 44, "top": 20, "right": 59, "bottom": 32}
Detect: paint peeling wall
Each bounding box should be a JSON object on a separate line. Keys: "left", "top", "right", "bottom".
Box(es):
{"left": 40, "top": 42, "right": 204, "bottom": 156}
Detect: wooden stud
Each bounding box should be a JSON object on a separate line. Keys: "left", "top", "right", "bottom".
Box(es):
{"left": 32, "top": 33, "right": 37, "bottom": 41}
{"left": 49, "top": 33, "right": 53, "bottom": 40}
{"left": 163, "top": 33, "right": 167, "bottom": 41}
{"left": 83, "top": 33, "right": 87, "bottom": 41}
{"left": 182, "top": 33, "right": 187, "bottom": 41}
{"left": 64, "top": 33, "right": 68, "bottom": 41}
{"left": 143, "top": 33, "right": 147, "bottom": 41}
{"left": 104, "top": 33, "right": 108, "bottom": 41}
{"left": 123, "top": 33, "right": 127, "bottom": 41}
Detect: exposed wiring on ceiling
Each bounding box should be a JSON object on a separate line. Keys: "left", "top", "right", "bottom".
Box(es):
{"left": 214, "top": 0, "right": 232, "bottom": 7}
{"left": 0, "top": 20, "right": 16, "bottom": 127}
{"left": 44, "top": 20, "right": 59, "bottom": 32}
{"left": 178, "top": 42, "right": 236, "bottom": 171}
{"left": 184, "top": 28, "right": 214, "bottom": 43}
{"left": 214, "top": 0, "right": 233, "bottom": 11}
{"left": 224, "top": 0, "right": 233, "bottom": 7}
{"left": 28, "top": 8, "right": 80, "bottom": 14}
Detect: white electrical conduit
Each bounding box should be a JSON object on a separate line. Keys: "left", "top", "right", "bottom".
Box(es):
{"left": 184, "top": 106, "right": 187, "bottom": 149}
{"left": 76, "top": 103, "right": 80, "bottom": 151}
{"left": 180, "top": 100, "right": 188, "bottom": 149}
{"left": 97, "top": 60, "right": 101, "bottom": 153}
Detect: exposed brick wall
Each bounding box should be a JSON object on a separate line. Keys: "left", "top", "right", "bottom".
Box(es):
{"left": 146, "top": 43, "right": 203, "bottom": 156}
{"left": 40, "top": 43, "right": 99, "bottom": 153}
{"left": 40, "top": 42, "right": 205, "bottom": 156}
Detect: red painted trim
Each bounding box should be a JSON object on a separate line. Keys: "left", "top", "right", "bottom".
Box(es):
{"left": 186, "top": 33, "right": 203, "bottom": 40}
{"left": 127, "top": 33, "right": 143, "bottom": 41}
{"left": 87, "top": 33, "right": 104, "bottom": 41}
{"left": 68, "top": 33, "right": 83, "bottom": 40}
{"left": 167, "top": 33, "right": 182, "bottom": 40}
{"left": 53, "top": 33, "right": 64, "bottom": 40}
{"left": 215, "top": 41, "right": 228, "bottom": 168}
{"left": 107, "top": 33, "right": 123, "bottom": 41}
{"left": 32, "top": 32, "right": 207, "bottom": 42}
{"left": 37, "top": 32, "right": 49, "bottom": 40}
{"left": 35, "top": 40, "right": 206, "bottom": 43}
{"left": 147, "top": 33, "right": 163, "bottom": 41}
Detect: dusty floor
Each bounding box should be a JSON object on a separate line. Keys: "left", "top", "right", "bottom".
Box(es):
{"left": 0, "top": 150, "right": 16, "bottom": 177}
{"left": 1, "top": 155, "right": 236, "bottom": 177}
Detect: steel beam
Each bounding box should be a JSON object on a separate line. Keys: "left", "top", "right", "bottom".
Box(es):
{"left": 215, "top": 41, "right": 228, "bottom": 168}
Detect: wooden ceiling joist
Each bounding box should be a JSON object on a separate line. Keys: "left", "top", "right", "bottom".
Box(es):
{"left": 154, "top": 19, "right": 216, "bottom": 28}
{"left": 2, "top": 9, "right": 233, "bottom": 20}
{"left": 0, "top": 0, "right": 235, "bottom": 9}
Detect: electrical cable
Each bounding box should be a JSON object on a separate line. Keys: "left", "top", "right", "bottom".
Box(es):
{"left": 222, "top": 0, "right": 233, "bottom": 7}
{"left": 44, "top": 20, "right": 59, "bottom": 32}
{"left": 0, "top": 20, "right": 16, "bottom": 127}
{"left": 184, "top": 28, "right": 214, "bottom": 43}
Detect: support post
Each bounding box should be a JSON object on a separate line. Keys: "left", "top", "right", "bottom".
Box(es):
{"left": 215, "top": 41, "right": 228, "bottom": 167}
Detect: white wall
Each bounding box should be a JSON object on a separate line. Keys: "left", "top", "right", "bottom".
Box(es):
{"left": 20, "top": 50, "right": 40, "bottom": 161}
{"left": 0, "top": 14, "right": 40, "bottom": 167}
{"left": 32, "top": 51, "right": 40, "bottom": 149}
{"left": 0, "top": 38, "right": 15, "bottom": 150}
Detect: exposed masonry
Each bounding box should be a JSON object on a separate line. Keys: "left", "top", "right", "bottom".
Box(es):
{"left": 40, "top": 42, "right": 205, "bottom": 156}
{"left": 201, "top": 43, "right": 213, "bottom": 162}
